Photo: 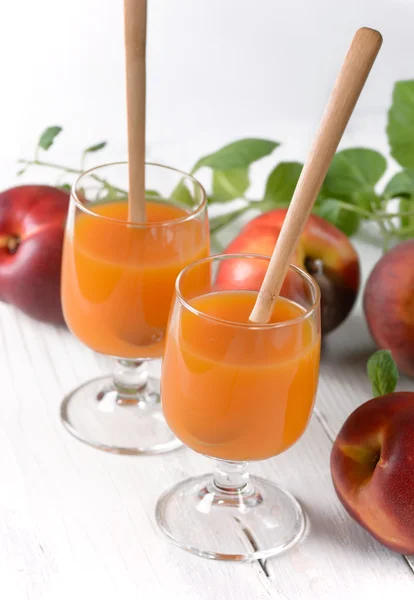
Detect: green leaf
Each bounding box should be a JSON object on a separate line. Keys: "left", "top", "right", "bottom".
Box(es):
{"left": 60, "top": 183, "right": 72, "bottom": 192}
{"left": 383, "top": 169, "right": 414, "bottom": 199}
{"left": 400, "top": 197, "right": 414, "bottom": 231}
{"left": 84, "top": 141, "right": 107, "bottom": 154}
{"left": 171, "top": 179, "right": 194, "bottom": 206}
{"left": 209, "top": 207, "right": 248, "bottom": 233}
{"left": 367, "top": 350, "right": 399, "bottom": 397}
{"left": 352, "top": 189, "right": 381, "bottom": 212}
{"left": 316, "top": 199, "right": 361, "bottom": 236}
{"left": 323, "top": 149, "right": 387, "bottom": 199}
{"left": 93, "top": 182, "right": 127, "bottom": 203}
{"left": 38, "top": 126, "right": 63, "bottom": 151}
{"left": 192, "top": 138, "right": 279, "bottom": 173}
{"left": 212, "top": 168, "right": 249, "bottom": 202}
{"left": 145, "top": 189, "right": 162, "bottom": 198}
{"left": 263, "top": 162, "right": 303, "bottom": 206}
{"left": 99, "top": 186, "right": 128, "bottom": 203}
{"left": 387, "top": 80, "right": 414, "bottom": 169}
{"left": 16, "top": 167, "right": 26, "bottom": 176}
{"left": 315, "top": 187, "right": 332, "bottom": 205}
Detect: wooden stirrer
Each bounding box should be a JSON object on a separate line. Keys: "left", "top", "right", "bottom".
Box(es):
{"left": 249, "top": 27, "right": 382, "bottom": 324}
{"left": 124, "top": 0, "right": 147, "bottom": 222}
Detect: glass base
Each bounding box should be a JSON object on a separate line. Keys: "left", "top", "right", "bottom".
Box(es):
{"left": 60, "top": 374, "right": 182, "bottom": 455}
{"left": 155, "top": 473, "right": 306, "bottom": 561}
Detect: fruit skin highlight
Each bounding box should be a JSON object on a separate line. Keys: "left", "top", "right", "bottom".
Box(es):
{"left": 0, "top": 185, "right": 69, "bottom": 325}
{"left": 220, "top": 208, "right": 360, "bottom": 334}
{"left": 331, "top": 391, "right": 414, "bottom": 553}
{"left": 364, "top": 239, "right": 414, "bottom": 378}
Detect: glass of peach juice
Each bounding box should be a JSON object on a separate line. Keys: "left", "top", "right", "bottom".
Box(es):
{"left": 156, "top": 254, "right": 321, "bottom": 560}
{"left": 60, "top": 162, "right": 209, "bottom": 455}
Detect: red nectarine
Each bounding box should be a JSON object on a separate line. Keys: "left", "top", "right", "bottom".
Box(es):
{"left": 364, "top": 240, "right": 414, "bottom": 377}
{"left": 0, "top": 185, "right": 69, "bottom": 325}
{"left": 219, "top": 208, "right": 360, "bottom": 333}
{"left": 331, "top": 391, "right": 414, "bottom": 553}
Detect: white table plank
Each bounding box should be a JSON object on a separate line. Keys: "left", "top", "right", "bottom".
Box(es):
{"left": 0, "top": 305, "right": 274, "bottom": 600}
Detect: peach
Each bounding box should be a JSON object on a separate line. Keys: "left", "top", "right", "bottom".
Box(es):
{"left": 364, "top": 240, "right": 414, "bottom": 377}
{"left": 219, "top": 208, "right": 360, "bottom": 333}
{"left": 331, "top": 391, "right": 414, "bottom": 553}
{"left": 0, "top": 185, "right": 70, "bottom": 324}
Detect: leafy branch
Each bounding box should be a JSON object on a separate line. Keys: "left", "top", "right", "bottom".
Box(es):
{"left": 17, "top": 79, "right": 414, "bottom": 250}
{"left": 18, "top": 127, "right": 126, "bottom": 199}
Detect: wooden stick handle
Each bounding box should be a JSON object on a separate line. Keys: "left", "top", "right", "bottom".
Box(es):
{"left": 124, "top": 0, "right": 147, "bottom": 222}
{"left": 249, "top": 27, "right": 382, "bottom": 324}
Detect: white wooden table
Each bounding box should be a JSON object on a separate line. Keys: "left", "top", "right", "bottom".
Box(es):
{"left": 1, "top": 236, "right": 413, "bottom": 600}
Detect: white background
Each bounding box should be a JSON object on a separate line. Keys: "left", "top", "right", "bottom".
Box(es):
{"left": 1, "top": 3, "right": 414, "bottom": 598}
{"left": 0, "top": 0, "right": 413, "bottom": 191}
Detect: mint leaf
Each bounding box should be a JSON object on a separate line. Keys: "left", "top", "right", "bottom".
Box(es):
{"left": 316, "top": 199, "right": 361, "bottom": 236}
{"left": 39, "top": 126, "right": 62, "bottom": 151}
{"left": 314, "top": 187, "right": 332, "bottom": 207}
{"left": 209, "top": 207, "right": 248, "bottom": 233}
{"left": 100, "top": 185, "right": 127, "bottom": 203}
{"left": 212, "top": 168, "right": 249, "bottom": 202}
{"left": 145, "top": 189, "right": 162, "bottom": 198}
{"left": 383, "top": 170, "right": 414, "bottom": 199}
{"left": 171, "top": 179, "right": 194, "bottom": 206}
{"left": 264, "top": 162, "right": 303, "bottom": 206}
{"left": 352, "top": 189, "right": 380, "bottom": 212}
{"left": 84, "top": 141, "right": 107, "bottom": 154}
{"left": 323, "top": 149, "right": 387, "bottom": 198}
{"left": 383, "top": 173, "right": 414, "bottom": 237}
{"left": 387, "top": 80, "right": 414, "bottom": 169}
{"left": 400, "top": 197, "right": 414, "bottom": 232}
{"left": 193, "top": 138, "right": 279, "bottom": 173}
{"left": 367, "top": 350, "right": 399, "bottom": 397}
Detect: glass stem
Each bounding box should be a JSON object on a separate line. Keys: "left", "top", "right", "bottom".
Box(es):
{"left": 113, "top": 359, "right": 149, "bottom": 404}
{"left": 212, "top": 460, "right": 254, "bottom": 497}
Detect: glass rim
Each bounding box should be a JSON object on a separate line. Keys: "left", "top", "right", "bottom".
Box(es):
{"left": 71, "top": 161, "right": 207, "bottom": 227}
{"left": 175, "top": 253, "right": 321, "bottom": 330}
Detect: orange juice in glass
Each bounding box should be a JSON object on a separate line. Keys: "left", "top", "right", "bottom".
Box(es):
{"left": 60, "top": 162, "right": 209, "bottom": 455}
{"left": 156, "top": 254, "right": 320, "bottom": 560}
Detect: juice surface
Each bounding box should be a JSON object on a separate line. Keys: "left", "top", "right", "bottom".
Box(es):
{"left": 62, "top": 200, "right": 209, "bottom": 358}
{"left": 162, "top": 290, "right": 320, "bottom": 461}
